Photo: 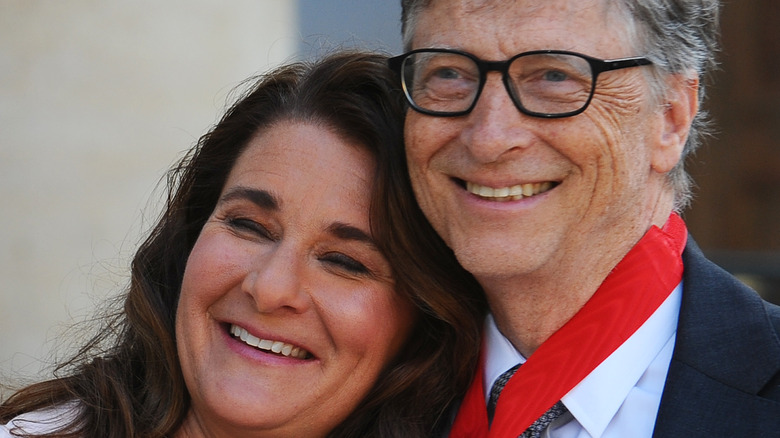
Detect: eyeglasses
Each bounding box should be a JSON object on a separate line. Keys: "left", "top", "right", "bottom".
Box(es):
{"left": 388, "top": 48, "right": 652, "bottom": 119}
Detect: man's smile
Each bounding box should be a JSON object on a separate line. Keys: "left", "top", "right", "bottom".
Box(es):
{"left": 464, "top": 180, "right": 558, "bottom": 202}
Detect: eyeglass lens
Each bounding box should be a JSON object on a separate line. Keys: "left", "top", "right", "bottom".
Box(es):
{"left": 401, "top": 51, "right": 595, "bottom": 117}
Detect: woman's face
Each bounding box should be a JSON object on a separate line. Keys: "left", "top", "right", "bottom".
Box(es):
{"left": 176, "top": 121, "right": 415, "bottom": 437}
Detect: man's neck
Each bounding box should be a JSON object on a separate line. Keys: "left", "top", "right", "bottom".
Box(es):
{"left": 483, "top": 219, "right": 657, "bottom": 357}
{"left": 480, "top": 195, "right": 678, "bottom": 357}
{"left": 483, "top": 258, "right": 616, "bottom": 358}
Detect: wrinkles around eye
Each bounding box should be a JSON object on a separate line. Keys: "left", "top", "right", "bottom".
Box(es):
{"left": 225, "top": 217, "right": 275, "bottom": 241}
{"left": 320, "top": 252, "right": 371, "bottom": 276}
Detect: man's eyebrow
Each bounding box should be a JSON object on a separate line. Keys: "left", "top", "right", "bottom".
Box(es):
{"left": 327, "top": 222, "right": 377, "bottom": 248}
{"left": 218, "top": 186, "right": 279, "bottom": 210}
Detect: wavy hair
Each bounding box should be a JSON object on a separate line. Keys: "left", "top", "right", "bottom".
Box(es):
{"left": 0, "top": 51, "right": 486, "bottom": 437}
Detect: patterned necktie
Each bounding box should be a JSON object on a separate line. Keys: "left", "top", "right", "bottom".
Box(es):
{"left": 487, "top": 363, "right": 521, "bottom": 424}
{"left": 518, "top": 401, "right": 568, "bottom": 438}
{"left": 486, "top": 363, "right": 570, "bottom": 437}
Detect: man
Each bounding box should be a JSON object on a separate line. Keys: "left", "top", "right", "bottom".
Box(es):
{"left": 391, "top": 0, "right": 780, "bottom": 436}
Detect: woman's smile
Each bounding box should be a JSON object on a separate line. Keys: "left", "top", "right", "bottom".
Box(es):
{"left": 228, "top": 324, "right": 311, "bottom": 360}
{"left": 175, "top": 121, "right": 414, "bottom": 437}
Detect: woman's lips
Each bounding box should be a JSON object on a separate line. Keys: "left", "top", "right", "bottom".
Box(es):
{"left": 229, "top": 324, "right": 311, "bottom": 359}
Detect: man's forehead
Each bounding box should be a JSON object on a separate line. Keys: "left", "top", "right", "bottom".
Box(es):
{"left": 424, "top": 0, "right": 606, "bottom": 13}
{"left": 414, "top": 0, "right": 627, "bottom": 53}
{"left": 419, "top": 0, "right": 615, "bottom": 28}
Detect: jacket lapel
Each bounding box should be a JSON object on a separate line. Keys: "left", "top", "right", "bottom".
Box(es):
{"left": 653, "top": 237, "right": 780, "bottom": 436}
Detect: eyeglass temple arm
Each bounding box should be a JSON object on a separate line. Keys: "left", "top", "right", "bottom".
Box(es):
{"left": 599, "top": 57, "right": 653, "bottom": 73}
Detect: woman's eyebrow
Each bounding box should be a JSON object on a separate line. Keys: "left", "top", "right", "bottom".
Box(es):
{"left": 327, "top": 222, "right": 378, "bottom": 249}
{"left": 219, "top": 186, "right": 279, "bottom": 210}
{"left": 218, "top": 188, "right": 376, "bottom": 248}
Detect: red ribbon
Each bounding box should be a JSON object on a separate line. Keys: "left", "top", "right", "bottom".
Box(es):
{"left": 450, "top": 213, "right": 687, "bottom": 437}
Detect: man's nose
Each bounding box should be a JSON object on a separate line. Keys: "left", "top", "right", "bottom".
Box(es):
{"left": 460, "top": 74, "right": 534, "bottom": 164}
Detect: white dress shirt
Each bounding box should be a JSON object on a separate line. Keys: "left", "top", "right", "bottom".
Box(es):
{"left": 484, "top": 282, "right": 682, "bottom": 438}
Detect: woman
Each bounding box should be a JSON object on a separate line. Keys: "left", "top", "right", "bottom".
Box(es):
{"left": 0, "top": 51, "right": 485, "bottom": 437}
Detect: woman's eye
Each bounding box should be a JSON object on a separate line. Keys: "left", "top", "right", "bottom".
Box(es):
{"left": 226, "top": 217, "right": 273, "bottom": 240}
{"left": 321, "top": 252, "right": 370, "bottom": 275}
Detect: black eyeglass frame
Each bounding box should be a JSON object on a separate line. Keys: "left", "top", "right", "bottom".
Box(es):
{"left": 388, "top": 48, "right": 653, "bottom": 119}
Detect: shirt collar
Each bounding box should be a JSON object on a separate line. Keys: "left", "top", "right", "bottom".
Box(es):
{"left": 483, "top": 313, "right": 526, "bottom": 400}
{"left": 483, "top": 281, "right": 682, "bottom": 437}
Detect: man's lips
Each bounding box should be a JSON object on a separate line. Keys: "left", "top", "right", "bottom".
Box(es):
{"left": 464, "top": 180, "right": 557, "bottom": 201}
{"left": 229, "top": 324, "right": 311, "bottom": 359}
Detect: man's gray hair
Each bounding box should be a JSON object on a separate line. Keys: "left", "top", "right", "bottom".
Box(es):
{"left": 400, "top": 0, "right": 722, "bottom": 211}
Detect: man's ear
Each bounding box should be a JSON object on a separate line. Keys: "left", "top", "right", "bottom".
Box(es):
{"left": 651, "top": 72, "right": 699, "bottom": 174}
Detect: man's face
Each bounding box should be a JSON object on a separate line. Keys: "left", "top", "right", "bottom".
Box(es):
{"left": 405, "top": 0, "right": 685, "bottom": 287}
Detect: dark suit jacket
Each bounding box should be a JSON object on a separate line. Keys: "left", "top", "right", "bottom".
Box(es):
{"left": 653, "top": 238, "right": 780, "bottom": 437}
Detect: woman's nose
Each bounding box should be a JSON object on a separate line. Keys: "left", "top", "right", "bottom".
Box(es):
{"left": 241, "top": 246, "right": 311, "bottom": 314}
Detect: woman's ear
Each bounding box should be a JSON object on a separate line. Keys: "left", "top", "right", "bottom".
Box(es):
{"left": 651, "top": 73, "right": 699, "bottom": 174}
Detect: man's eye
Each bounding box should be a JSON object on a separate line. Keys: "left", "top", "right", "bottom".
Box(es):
{"left": 321, "top": 252, "right": 370, "bottom": 275}
{"left": 542, "top": 69, "right": 569, "bottom": 82}
{"left": 432, "top": 67, "right": 461, "bottom": 80}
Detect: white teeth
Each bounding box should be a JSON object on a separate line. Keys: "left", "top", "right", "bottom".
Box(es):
{"left": 476, "top": 184, "right": 493, "bottom": 197}
{"left": 466, "top": 181, "right": 554, "bottom": 201}
{"left": 229, "top": 324, "right": 309, "bottom": 359}
{"left": 509, "top": 185, "right": 524, "bottom": 197}
{"left": 236, "top": 325, "right": 260, "bottom": 347}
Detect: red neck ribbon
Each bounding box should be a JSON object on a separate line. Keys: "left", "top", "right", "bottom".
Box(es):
{"left": 450, "top": 213, "right": 687, "bottom": 438}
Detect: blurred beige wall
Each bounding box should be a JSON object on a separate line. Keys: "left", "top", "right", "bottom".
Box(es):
{"left": 0, "top": 1, "right": 298, "bottom": 395}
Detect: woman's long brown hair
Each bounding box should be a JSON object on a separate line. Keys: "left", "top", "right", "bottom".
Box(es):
{"left": 0, "top": 51, "right": 486, "bottom": 438}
